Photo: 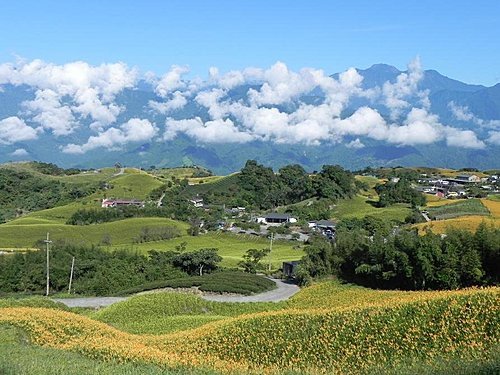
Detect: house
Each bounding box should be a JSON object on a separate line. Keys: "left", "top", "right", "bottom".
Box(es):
{"left": 454, "top": 174, "right": 480, "bottom": 183}
{"left": 282, "top": 261, "right": 300, "bottom": 278}
{"left": 101, "top": 198, "right": 144, "bottom": 208}
{"left": 309, "top": 220, "right": 336, "bottom": 230}
{"left": 257, "top": 213, "right": 297, "bottom": 225}
{"left": 189, "top": 197, "right": 204, "bottom": 208}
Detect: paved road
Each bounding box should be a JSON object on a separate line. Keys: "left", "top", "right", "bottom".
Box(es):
{"left": 52, "top": 279, "right": 300, "bottom": 308}
{"left": 201, "top": 278, "right": 300, "bottom": 303}
{"left": 421, "top": 212, "right": 431, "bottom": 222}
{"left": 53, "top": 297, "right": 126, "bottom": 308}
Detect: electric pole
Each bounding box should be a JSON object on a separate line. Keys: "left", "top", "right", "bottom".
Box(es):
{"left": 44, "top": 232, "right": 52, "bottom": 296}
{"left": 68, "top": 256, "right": 75, "bottom": 294}
{"left": 268, "top": 232, "right": 274, "bottom": 272}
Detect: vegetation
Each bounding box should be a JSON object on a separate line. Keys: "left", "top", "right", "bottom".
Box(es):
{"left": 0, "top": 244, "right": 199, "bottom": 296}
{"left": 0, "top": 283, "right": 497, "bottom": 373}
{"left": 114, "top": 272, "right": 276, "bottom": 297}
{"left": 238, "top": 248, "right": 271, "bottom": 273}
{"left": 427, "top": 198, "right": 490, "bottom": 220}
{"left": 375, "top": 178, "right": 426, "bottom": 207}
{"left": 185, "top": 160, "right": 357, "bottom": 210}
{"left": 298, "top": 222, "right": 499, "bottom": 290}
{"left": 0, "top": 167, "right": 99, "bottom": 221}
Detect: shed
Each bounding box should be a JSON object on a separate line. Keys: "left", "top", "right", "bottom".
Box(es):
{"left": 283, "top": 261, "right": 300, "bottom": 278}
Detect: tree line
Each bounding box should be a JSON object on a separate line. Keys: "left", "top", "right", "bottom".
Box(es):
{"left": 296, "top": 222, "right": 499, "bottom": 290}
{"left": 0, "top": 244, "right": 222, "bottom": 296}
{"left": 199, "top": 160, "right": 358, "bottom": 210}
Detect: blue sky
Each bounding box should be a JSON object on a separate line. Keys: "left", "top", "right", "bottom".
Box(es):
{"left": 1, "top": 0, "right": 499, "bottom": 85}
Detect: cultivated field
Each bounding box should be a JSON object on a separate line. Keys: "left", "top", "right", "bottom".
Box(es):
{"left": 0, "top": 281, "right": 498, "bottom": 374}
{"left": 416, "top": 198, "right": 500, "bottom": 233}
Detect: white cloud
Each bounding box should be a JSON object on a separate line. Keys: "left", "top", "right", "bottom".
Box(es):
{"left": 0, "top": 57, "right": 494, "bottom": 153}
{"left": 487, "top": 131, "right": 500, "bottom": 145}
{"left": 448, "top": 101, "right": 500, "bottom": 129}
{"left": 164, "top": 117, "right": 254, "bottom": 143}
{"left": 149, "top": 91, "right": 188, "bottom": 114}
{"left": 0, "top": 59, "right": 137, "bottom": 132}
{"left": 346, "top": 138, "right": 365, "bottom": 149}
{"left": 22, "top": 89, "right": 77, "bottom": 136}
{"left": 0, "top": 117, "right": 40, "bottom": 144}
{"left": 154, "top": 65, "right": 189, "bottom": 98}
{"left": 382, "top": 57, "right": 426, "bottom": 119}
{"left": 62, "top": 118, "right": 157, "bottom": 154}
{"left": 10, "top": 148, "right": 29, "bottom": 156}
{"left": 444, "top": 128, "right": 485, "bottom": 149}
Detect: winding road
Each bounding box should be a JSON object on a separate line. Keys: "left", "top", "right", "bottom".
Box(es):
{"left": 52, "top": 279, "right": 300, "bottom": 308}
{"left": 201, "top": 279, "right": 299, "bottom": 303}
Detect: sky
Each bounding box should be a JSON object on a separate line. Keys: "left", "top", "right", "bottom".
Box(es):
{"left": 1, "top": 1, "right": 499, "bottom": 85}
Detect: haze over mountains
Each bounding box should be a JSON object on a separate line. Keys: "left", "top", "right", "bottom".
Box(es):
{"left": 0, "top": 58, "right": 499, "bottom": 173}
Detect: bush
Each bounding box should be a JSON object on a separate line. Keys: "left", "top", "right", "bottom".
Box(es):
{"left": 114, "top": 271, "right": 276, "bottom": 296}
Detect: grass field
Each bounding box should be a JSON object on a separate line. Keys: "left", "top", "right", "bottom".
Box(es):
{"left": 112, "top": 232, "right": 302, "bottom": 268}
{"left": 0, "top": 281, "right": 497, "bottom": 374}
{"left": 0, "top": 218, "right": 189, "bottom": 248}
{"left": 331, "top": 195, "right": 411, "bottom": 222}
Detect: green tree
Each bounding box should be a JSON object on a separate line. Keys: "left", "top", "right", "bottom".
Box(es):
{"left": 238, "top": 248, "right": 271, "bottom": 273}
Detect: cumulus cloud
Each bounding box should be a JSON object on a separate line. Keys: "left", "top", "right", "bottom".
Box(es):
{"left": 22, "top": 89, "right": 77, "bottom": 136}
{"left": 448, "top": 101, "right": 500, "bottom": 129}
{"left": 382, "top": 57, "right": 428, "bottom": 119}
{"left": 0, "top": 59, "right": 137, "bottom": 132}
{"left": 154, "top": 65, "right": 189, "bottom": 97}
{"left": 10, "top": 148, "right": 29, "bottom": 156}
{"left": 149, "top": 91, "right": 188, "bottom": 114}
{"left": 0, "top": 57, "right": 495, "bottom": 153}
{"left": 164, "top": 117, "right": 254, "bottom": 143}
{"left": 0, "top": 117, "right": 40, "bottom": 144}
{"left": 62, "top": 118, "right": 157, "bottom": 154}
{"left": 486, "top": 131, "right": 500, "bottom": 146}
{"left": 346, "top": 138, "right": 365, "bottom": 149}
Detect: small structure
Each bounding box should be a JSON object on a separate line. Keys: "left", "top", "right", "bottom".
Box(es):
{"left": 101, "top": 198, "right": 144, "bottom": 208}
{"left": 283, "top": 261, "right": 300, "bottom": 278}
{"left": 189, "top": 197, "right": 204, "bottom": 208}
{"left": 257, "top": 213, "right": 297, "bottom": 225}
{"left": 314, "top": 220, "right": 336, "bottom": 231}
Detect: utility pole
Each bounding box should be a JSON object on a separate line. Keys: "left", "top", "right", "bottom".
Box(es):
{"left": 268, "top": 232, "right": 274, "bottom": 272}
{"left": 68, "top": 256, "right": 75, "bottom": 294}
{"left": 44, "top": 233, "right": 52, "bottom": 296}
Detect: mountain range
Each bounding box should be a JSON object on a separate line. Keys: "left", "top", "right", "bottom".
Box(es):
{"left": 0, "top": 60, "right": 499, "bottom": 173}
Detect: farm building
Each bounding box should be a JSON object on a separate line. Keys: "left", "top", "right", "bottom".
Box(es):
{"left": 257, "top": 213, "right": 297, "bottom": 224}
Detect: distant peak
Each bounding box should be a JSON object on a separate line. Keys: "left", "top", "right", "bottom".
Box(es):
{"left": 365, "top": 63, "right": 401, "bottom": 73}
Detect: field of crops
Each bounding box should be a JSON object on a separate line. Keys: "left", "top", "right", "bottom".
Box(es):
{"left": 416, "top": 198, "right": 500, "bottom": 233}
{"left": 0, "top": 281, "right": 498, "bottom": 374}
{"left": 426, "top": 198, "right": 489, "bottom": 220}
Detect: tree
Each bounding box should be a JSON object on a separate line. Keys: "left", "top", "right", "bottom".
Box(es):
{"left": 239, "top": 248, "right": 270, "bottom": 273}
{"left": 315, "top": 165, "right": 357, "bottom": 200}
{"left": 172, "top": 248, "right": 222, "bottom": 276}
